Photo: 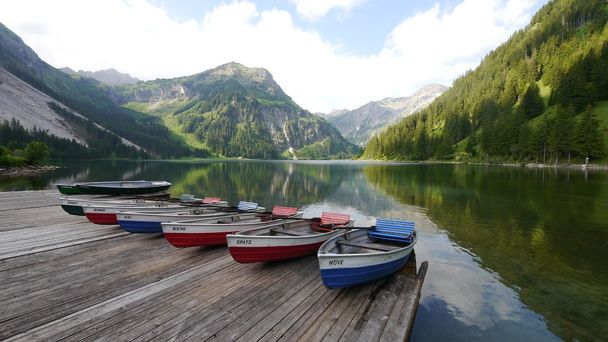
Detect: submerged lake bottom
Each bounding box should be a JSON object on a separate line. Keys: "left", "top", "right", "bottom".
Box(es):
{"left": 2, "top": 159, "right": 607, "bottom": 341}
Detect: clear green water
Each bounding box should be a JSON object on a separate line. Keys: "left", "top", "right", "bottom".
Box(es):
{"left": 2, "top": 159, "right": 607, "bottom": 341}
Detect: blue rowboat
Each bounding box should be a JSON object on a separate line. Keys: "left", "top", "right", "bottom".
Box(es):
{"left": 116, "top": 208, "right": 229, "bottom": 233}
{"left": 118, "top": 200, "right": 265, "bottom": 233}
{"left": 317, "top": 218, "right": 417, "bottom": 288}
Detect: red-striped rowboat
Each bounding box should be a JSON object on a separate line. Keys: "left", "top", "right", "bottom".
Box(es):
{"left": 227, "top": 212, "right": 353, "bottom": 263}
{"left": 162, "top": 206, "right": 303, "bottom": 247}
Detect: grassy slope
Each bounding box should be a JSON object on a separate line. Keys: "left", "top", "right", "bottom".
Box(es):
{"left": 123, "top": 101, "right": 210, "bottom": 152}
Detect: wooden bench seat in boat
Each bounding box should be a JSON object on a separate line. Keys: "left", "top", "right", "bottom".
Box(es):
{"left": 237, "top": 201, "right": 258, "bottom": 211}
{"left": 336, "top": 239, "right": 393, "bottom": 252}
{"left": 269, "top": 227, "right": 309, "bottom": 236}
{"left": 368, "top": 218, "right": 415, "bottom": 244}
{"left": 315, "top": 212, "right": 351, "bottom": 232}
{"left": 202, "top": 197, "right": 222, "bottom": 204}
{"left": 271, "top": 206, "right": 298, "bottom": 218}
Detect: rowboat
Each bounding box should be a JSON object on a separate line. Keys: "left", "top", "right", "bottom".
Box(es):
{"left": 57, "top": 180, "right": 171, "bottom": 195}
{"left": 83, "top": 204, "right": 194, "bottom": 225}
{"left": 60, "top": 195, "right": 224, "bottom": 216}
{"left": 118, "top": 201, "right": 267, "bottom": 234}
{"left": 318, "top": 218, "right": 417, "bottom": 288}
{"left": 162, "top": 206, "right": 303, "bottom": 247}
{"left": 56, "top": 184, "right": 81, "bottom": 195}
{"left": 227, "top": 212, "right": 353, "bottom": 263}
{"left": 61, "top": 197, "right": 171, "bottom": 216}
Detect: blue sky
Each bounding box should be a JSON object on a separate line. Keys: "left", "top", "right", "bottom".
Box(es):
{"left": 0, "top": 0, "right": 549, "bottom": 112}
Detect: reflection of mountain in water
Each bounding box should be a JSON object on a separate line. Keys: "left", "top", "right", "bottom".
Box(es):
{"left": 364, "top": 163, "right": 608, "bottom": 342}
{"left": 168, "top": 161, "right": 344, "bottom": 208}
{"left": 324, "top": 171, "right": 406, "bottom": 218}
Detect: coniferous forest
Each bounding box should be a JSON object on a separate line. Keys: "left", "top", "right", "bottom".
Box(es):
{"left": 363, "top": 0, "right": 608, "bottom": 164}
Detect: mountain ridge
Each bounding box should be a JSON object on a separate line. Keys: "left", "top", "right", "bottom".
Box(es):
{"left": 60, "top": 67, "right": 140, "bottom": 85}
{"left": 114, "top": 62, "right": 359, "bottom": 159}
{"left": 327, "top": 84, "right": 448, "bottom": 146}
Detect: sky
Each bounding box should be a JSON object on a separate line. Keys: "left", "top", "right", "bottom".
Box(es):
{"left": 0, "top": 0, "right": 549, "bottom": 113}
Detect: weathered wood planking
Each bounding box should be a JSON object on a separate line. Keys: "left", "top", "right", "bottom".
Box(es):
{"left": 0, "top": 190, "right": 427, "bottom": 342}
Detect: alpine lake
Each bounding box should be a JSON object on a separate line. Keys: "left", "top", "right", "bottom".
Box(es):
{"left": 2, "top": 159, "right": 607, "bottom": 342}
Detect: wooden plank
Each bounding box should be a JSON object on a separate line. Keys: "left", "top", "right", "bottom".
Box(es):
{"left": 67, "top": 262, "right": 255, "bottom": 342}
{"left": 379, "top": 261, "right": 428, "bottom": 342}
{"left": 128, "top": 257, "right": 315, "bottom": 342}
{"left": 258, "top": 286, "right": 337, "bottom": 342}
{"left": 296, "top": 284, "right": 376, "bottom": 342}
{"left": 159, "top": 258, "right": 319, "bottom": 341}
{"left": 236, "top": 281, "right": 327, "bottom": 342}
{"left": 0, "top": 243, "right": 228, "bottom": 339}
{"left": 0, "top": 231, "right": 129, "bottom": 260}
{"left": 339, "top": 276, "right": 405, "bottom": 342}
{"left": 206, "top": 259, "right": 322, "bottom": 341}
{"left": 4, "top": 253, "right": 234, "bottom": 342}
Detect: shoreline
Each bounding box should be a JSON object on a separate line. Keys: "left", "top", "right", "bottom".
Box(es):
{"left": 0, "top": 165, "right": 59, "bottom": 177}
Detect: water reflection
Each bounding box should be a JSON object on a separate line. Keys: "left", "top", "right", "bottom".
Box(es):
{"left": 2, "top": 160, "right": 606, "bottom": 341}
{"left": 365, "top": 164, "right": 608, "bottom": 342}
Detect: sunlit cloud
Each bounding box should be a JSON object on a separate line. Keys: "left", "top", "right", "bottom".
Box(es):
{"left": 289, "top": 0, "right": 367, "bottom": 21}
{"left": 0, "top": 0, "right": 544, "bottom": 113}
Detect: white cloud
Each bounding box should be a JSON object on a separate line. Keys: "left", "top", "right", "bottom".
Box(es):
{"left": 290, "top": 0, "right": 366, "bottom": 20}
{"left": 0, "top": 0, "right": 544, "bottom": 113}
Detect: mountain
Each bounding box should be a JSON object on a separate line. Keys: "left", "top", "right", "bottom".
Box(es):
{"left": 60, "top": 67, "right": 140, "bottom": 85}
{"left": 363, "top": 0, "right": 608, "bottom": 163}
{"left": 0, "top": 22, "right": 199, "bottom": 158}
{"left": 327, "top": 84, "right": 447, "bottom": 146}
{"left": 113, "top": 62, "right": 359, "bottom": 159}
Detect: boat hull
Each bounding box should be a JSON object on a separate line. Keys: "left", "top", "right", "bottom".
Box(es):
{"left": 56, "top": 184, "right": 81, "bottom": 195}
{"left": 162, "top": 214, "right": 300, "bottom": 247}
{"left": 84, "top": 205, "right": 188, "bottom": 225}
{"left": 319, "top": 253, "right": 412, "bottom": 288}
{"left": 227, "top": 227, "right": 343, "bottom": 263}
{"left": 60, "top": 197, "right": 176, "bottom": 217}
{"left": 61, "top": 204, "right": 85, "bottom": 216}
{"left": 85, "top": 211, "right": 120, "bottom": 225}
{"left": 77, "top": 184, "right": 170, "bottom": 195}
{"left": 163, "top": 231, "right": 234, "bottom": 247}
{"left": 118, "top": 210, "right": 232, "bottom": 234}
{"left": 229, "top": 242, "right": 326, "bottom": 263}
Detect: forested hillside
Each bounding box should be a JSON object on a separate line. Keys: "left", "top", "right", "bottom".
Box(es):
{"left": 115, "top": 62, "right": 359, "bottom": 160}
{"left": 363, "top": 0, "right": 608, "bottom": 164}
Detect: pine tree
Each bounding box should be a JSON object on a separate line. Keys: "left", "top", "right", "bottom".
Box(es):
{"left": 517, "top": 84, "right": 544, "bottom": 119}
{"left": 575, "top": 105, "right": 605, "bottom": 160}
{"left": 549, "top": 105, "right": 575, "bottom": 164}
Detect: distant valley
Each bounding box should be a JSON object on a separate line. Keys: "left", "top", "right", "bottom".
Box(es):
{"left": 323, "top": 84, "right": 447, "bottom": 146}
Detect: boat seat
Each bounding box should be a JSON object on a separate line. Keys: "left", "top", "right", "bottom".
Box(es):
{"left": 202, "top": 197, "right": 222, "bottom": 204}
{"left": 368, "top": 218, "right": 415, "bottom": 244}
{"left": 314, "top": 212, "right": 351, "bottom": 232}
{"left": 180, "top": 194, "right": 197, "bottom": 202}
{"left": 271, "top": 206, "right": 298, "bottom": 218}
{"left": 269, "top": 227, "right": 307, "bottom": 236}
{"left": 336, "top": 240, "right": 392, "bottom": 252}
{"left": 238, "top": 201, "right": 258, "bottom": 211}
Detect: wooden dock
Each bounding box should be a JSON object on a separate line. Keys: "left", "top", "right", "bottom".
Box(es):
{"left": 0, "top": 190, "right": 428, "bottom": 342}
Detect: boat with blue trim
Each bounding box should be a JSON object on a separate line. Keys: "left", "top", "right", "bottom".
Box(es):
{"left": 317, "top": 218, "right": 417, "bottom": 288}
